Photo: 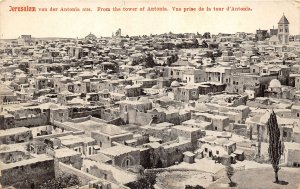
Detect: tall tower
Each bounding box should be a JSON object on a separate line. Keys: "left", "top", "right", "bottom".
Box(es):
{"left": 277, "top": 14, "right": 289, "bottom": 44}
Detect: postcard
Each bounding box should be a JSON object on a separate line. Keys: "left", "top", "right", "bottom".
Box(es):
{"left": 0, "top": 0, "right": 300, "bottom": 188}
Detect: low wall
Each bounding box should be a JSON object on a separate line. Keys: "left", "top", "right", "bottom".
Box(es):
{"left": 58, "top": 162, "right": 99, "bottom": 186}
{"left": 107, "top": 117, "right": 124, "bottom": 125}
{"left": 68, "top": 116, "right": 90, "bottom": 123}
{"left": 144, "top": 167, "right": 204, "bottom": 175}
{"left": 90, "top": 116, "right": 107, "bottom": 123}
{"left": 53, "top": 121, "right": 80, "bottom": 132}
{"left": 34, "top": 131, "right": 74, "bottom": 141}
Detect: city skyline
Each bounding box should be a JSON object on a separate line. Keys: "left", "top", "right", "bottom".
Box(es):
{"left": 1, "top": 0, "right": 300, "bottom": 39}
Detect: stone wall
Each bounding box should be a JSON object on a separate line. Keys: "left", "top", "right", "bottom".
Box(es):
{"left": 286, "top": 148, "right": 300, "bottom": 166}
{"left": 160, "top": 141, "right": 193, "bottom": 167}
{"left": 15, "top": 114, "right": 49, "bottom": 127}
{"left": 0, "top": 115, "right": 15, "bottom": 130}
{"left": 34, "top": 130, "right": 80, "bottom": 141}
{"left": 100, "top": 109, "right": 120, "bottom": 122}
{"left": 140, "top": 148, "right": 151, "bottom": 169}
{"left": 0, "top": 157, "right": 55, "bottom": 188}
{"left": 53, "top": 120, "right": 80, "bottom": 132}
{"left": 70, "top": 109, "right": 102, "bottom": 119}
{"left": 57, "top": 153, "right": 83, "bottom": 170}
{"left": 57, "top": 162, "right": 99, "bottom": 186}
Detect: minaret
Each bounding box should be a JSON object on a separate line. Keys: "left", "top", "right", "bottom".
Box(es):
{"left": 277, "top": 13, "right": 289, "bottom": 44}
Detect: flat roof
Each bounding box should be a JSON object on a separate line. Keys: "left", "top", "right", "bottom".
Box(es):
{"left": 194, "top": 112, "right": 229, "bottom": 120}
{"left": 58, "top": 135, "right": 95, "bottom": 146}
{"left": 87, "top": 153, "right": 111, "bottom": 163}
{"left": 54, "top": 148, "right": 81, "bottom": 158}
{"left": 172, "top": 125, "right": 201, "bottom": 132}
{"left": 182, "top": 119, "right": 211, "bottom": 126}
{"left": 0, "top": 127, "right": 30, "bottom": 137}
{"left": 100, "top": 145, "right": 139, "bottom": 156}
{"left": 1, "top": 154, "right": 53, "bottom": 170}
{"left": 64, "top": 120, "right": 129, "bottom": 136}
{"left": 0, "top": 143, "right": 26, "bottom": 153}
{"left": 163, "top": 140, "right": 191, "bottom": 150}
{"left": 284, "top": 142, "right": 300, "bottom": 150}
{"left": 93, "top": 124, "right": 130, "bottom": 136}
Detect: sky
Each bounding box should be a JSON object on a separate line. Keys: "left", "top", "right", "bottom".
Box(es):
{"left": 0, "top": 0, "right": 300, "bottom": 39}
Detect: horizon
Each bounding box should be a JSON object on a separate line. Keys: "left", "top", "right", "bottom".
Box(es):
{"left": 1, "top": 0, "right": 300, "bottom": 39}
{"left": 1, "top": 29, "right": 300, "bottom": 41}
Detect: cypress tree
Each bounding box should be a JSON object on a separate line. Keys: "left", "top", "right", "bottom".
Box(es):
{"left": 267, "top": 110, "right": 282, "bottom": 183}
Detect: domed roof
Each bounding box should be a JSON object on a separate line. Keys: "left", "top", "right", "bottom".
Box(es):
{"left": 83, "top": 79, "right": 90, "bottom": 83}
{"left": 124, "top": 85, "right": 134, "bottom": 89}
{"left": 36, "top": 75, "right": 46, "bottom": 80}
{"left": 269, "top": 35, "right": 279, "bottom": 42}
{"left": 152, "top": 85, "right": 159, "bottom": 89}
{"left": 102, "top": 89, "right": 109, "bottom": 94}
{"left": 0, "top": 84, "right": 14, "bottom": 96}
{"left": 170, "top": 81, "right": 180, "bottom": 87}
{"left": 136, "top": 70, "right": 147, "bottom": 74}
{"left": 204, "top": 136, "right": 216, "bottom": 142}
{"left": 60, "top": 77, "right": 69, "bottom": 82}
{"left": 138, "top": 96, "right": 150, "bottom": 103}
{"left": 269, "top": 79, "right": 282, "bottom": 88}
{"left": 260, "top": 111, "right": 271, "bottom": 124}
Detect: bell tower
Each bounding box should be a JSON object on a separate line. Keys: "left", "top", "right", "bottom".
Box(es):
{"left": 277, "top": 13, "right": 289, "bottom": 44}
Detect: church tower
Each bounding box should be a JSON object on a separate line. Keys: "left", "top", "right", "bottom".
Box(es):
{"left": 277, "top": 14, "right": 289, "bottom": 44}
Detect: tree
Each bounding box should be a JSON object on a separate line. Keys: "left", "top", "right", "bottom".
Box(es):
{"left": 185, "top": 185, "right": 205, "bottom": 189}
{"left": 40, "top": 173, "right": 80, "bottom": 189}
{"left": 192, "top": 38, "right": 199, "bottom": 48}
{"left": 225, "top": 164, "right": 235, "bottom": 186}
{"left": 202, "top": 40, "right": 208, "bottom": 48}
{"left": 203, "top": 32, "right": 211, "bottom": 39}
{"left": 125, "top": 172, "right": 156, "bottom": 189}
{"left": 267, "top": 111, "right": 283, "bottom": 183}
{"left": 144, "top": 54, "right": 157, "bottom": 68}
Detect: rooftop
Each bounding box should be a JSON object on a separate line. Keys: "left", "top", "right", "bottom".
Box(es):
{"left": 100, "top": 145, "right": 139, "bottom": 156}
{"left": 172, "top": 125, "right": 201, "bottom": 132}
{"left": 58, "top": 135, "right": 95, "bottom": 146}
{"left": 0, "top": 127, "right": 30, "bottom": 137}
{"left": 0, "top": 154, "right": 53, "bottom": 170}
{"left": 54, "top": 148, "right": 81, "bottom": 158}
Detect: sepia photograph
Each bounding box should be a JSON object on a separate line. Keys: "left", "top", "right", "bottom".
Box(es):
{"left": 0, "top": 0, "right": 300, "bottom": 188}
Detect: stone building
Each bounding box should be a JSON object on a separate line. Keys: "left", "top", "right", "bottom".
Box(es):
{"left": 197, "top": 136, "right": 237, "bottom": 160}
{"left": 0, "top": 127, "right": 33, "bottom": 145}
{"left": 58, "top": 135, "right": 97, "bottom": 156}
{"left": 277, "top": 14, "right": 289, "bottom": 44}
{"left": 0, "top": 154, "right": 55, "bottom": 189}
{"left": 100, "top": 145, "right": 140, "bottom": 169}
{"left": 283, "top": 142, "right": 300, "bottom": 167}
{"left": 91, "top": 124, "right": 133, "bottom": 149}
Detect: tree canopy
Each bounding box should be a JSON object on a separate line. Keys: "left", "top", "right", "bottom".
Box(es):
{"left": 40, "top": 173, "right": 80, "bottom": 189}
{"left": 267, "top": 111, "right": 283, "bottom": 183}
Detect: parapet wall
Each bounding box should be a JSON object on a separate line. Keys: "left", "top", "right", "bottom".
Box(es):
{"left": 57, "top": 162, "right": 98, "bottom": 186}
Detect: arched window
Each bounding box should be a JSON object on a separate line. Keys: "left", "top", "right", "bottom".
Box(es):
{"left": 126, "top": 159, "right": 130, "bottom": 167}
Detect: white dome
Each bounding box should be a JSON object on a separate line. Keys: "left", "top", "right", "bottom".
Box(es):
{"left": 0, "top": 84, "right": 14, "bottom": 96}
{"left": 269, "top": 79, "right": 281, "bottom": 88}
{"left": 152, "top": 85, "right": 159, "bottom": 89}
{"left": 138, "top": 96, "right": 150, "bottom": 103}
{"left": 170, "top": 81, "right": 180, "bottom": 87}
